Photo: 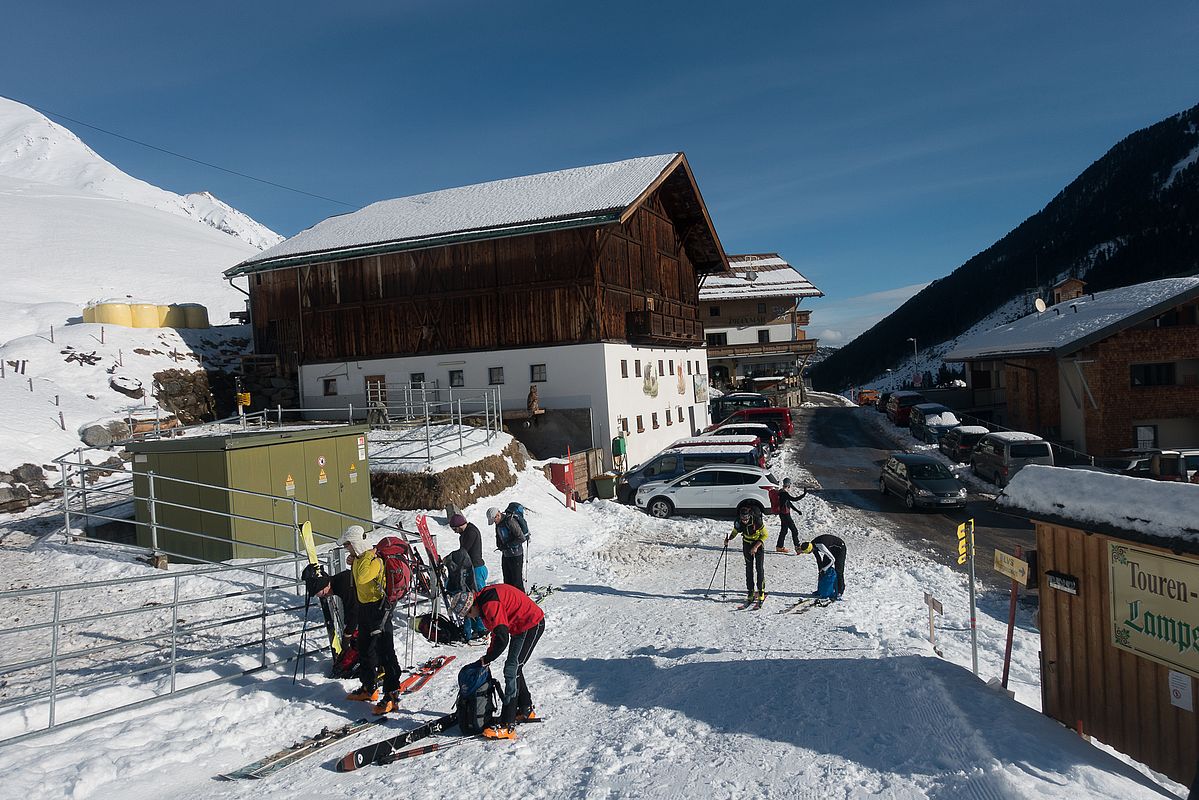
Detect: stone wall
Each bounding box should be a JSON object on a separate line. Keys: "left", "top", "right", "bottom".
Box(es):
{"left": 371, "top": 439, "right": 529, "bottom": 512}
{"left": 152, "top": 369, "right": 216, "bottom": 425}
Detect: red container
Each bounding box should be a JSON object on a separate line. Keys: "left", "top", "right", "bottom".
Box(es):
{"left": 549, "top": 461, "right": 574, "bottom": 494}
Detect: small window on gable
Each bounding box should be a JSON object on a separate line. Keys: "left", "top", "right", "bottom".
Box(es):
{"left": 531, "top": 364, "right": 547, "bottom": 382}
{"left": 709, "top": 306, "right": 720, "bottom": 317}
{"left": 323, "top": 378, "right": 338, "bottom": 396}
{"left": 757, "top": 302, "right": 767, "bottom": 314}
{"left": 489, "top": 367, "right": 505, "bottom": 385}
{"left": 758, "top": 329, "right": 771, "bottom": 343}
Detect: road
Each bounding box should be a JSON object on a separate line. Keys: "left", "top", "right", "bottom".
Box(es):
{"left": 791, "top": 397, "right": 1036, "bottom": 592}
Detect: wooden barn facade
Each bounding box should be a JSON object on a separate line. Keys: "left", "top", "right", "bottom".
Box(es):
{"left": 226, "top": 153, "right": 729, "bottom": 466}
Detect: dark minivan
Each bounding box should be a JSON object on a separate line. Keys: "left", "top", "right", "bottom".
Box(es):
{"left": 886, "top": 391, "right": 925, "bottom": 426}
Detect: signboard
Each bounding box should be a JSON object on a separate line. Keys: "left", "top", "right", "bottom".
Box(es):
{"left": 955, "top": 520, "right": 973, "bottom": 566}
{"left": 318, "top": 468, "right": 328, "bottom": 485}
{"left": 357, "top": 435, "right": 366, "bottom": 460}
{"left": 994, "top": 550, "right": 1030, "bottom": 586}
{"left": 1109, "top": 542, "right": 1199, "bottom": 679}
{"left": 1046, "top": 571, "right": 1078, "bottom": 595}
{"left": 349, "top": 463, "right": 358, "bottom": 484}
{"left": 923, "top": 592, "right": 943, "bottom": 615}
{"left": 1170, "top": 670, "right": 1194, "bottom": 712}
{"left": 284, "top": 474, "right": 295, "bottom": 497}
{"left": 693, "top": 373, "right": 709, "bottom": 404}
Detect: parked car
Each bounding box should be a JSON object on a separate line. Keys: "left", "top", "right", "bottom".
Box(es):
{"left": 635, "top": 464, "right": 781, "bottom": 519}
{"left": 709, "top": 392, "right": 770, "bottom": 423}
{"left": 704, "top": 422, "right": 781, "bottom": 448}
{"left": 617, "top": 444, "right": 763, "bottom": 503}
{"left": 938, "top": 425, "right": 990, "bottom": 463}
{"left": 669, "top": 435, "right": 769, "bottom": 466}
{"left": 970, "top": 431, "right": 1054, "bottom": 487}
{"left": 712, "top": 406, "right": 795, "bottom": 437}
{"left": 885, "top": 391, "right": 925, "bottom": 426}
{"left": 1096, "top": 452, "right": 1154, "bottom": 477}
{"left": 875, "top": 391, "right": 893, "bottom": 413}
{"left": 908, "top": 403, "right": 960, "bottom": 444}
{"left": 878, "top": 453, "right": 968, "bottom": 510}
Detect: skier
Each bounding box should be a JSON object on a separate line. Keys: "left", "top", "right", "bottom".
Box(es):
{"left": 451, "top": 583, "right": 545, "bottom": 740}
{"left": 774, "top": 477, "right": 806, "bottom": 553}
{"left": 304, "top": 568, "right": 361, "bottom": 678}
{"left": 443, "top": 543, "right": 481, "bottom": 642}
{"left": 798, "top": 533, "right": 847, "bottom": 599}
{"left": 725, "top": 505, "right": 769, "bottom": 605}
{"left": 339, "top": 524, "right": 404, "bottom": 714}
{"left": 487, "top": 505, "right": 528, "bottom": 592}
{"left": 450, "top": 513, "right": 488, "bottom": 641}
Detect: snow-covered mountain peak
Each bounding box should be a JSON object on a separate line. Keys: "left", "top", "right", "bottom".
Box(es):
{"left": 0, "top": 96, "right": 281, "bottom": 250}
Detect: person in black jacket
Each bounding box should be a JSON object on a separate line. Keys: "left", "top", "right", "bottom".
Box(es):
{"left": 774, "top": 477, "right": 806, "bottom": 553}
{"left": 451, "top": 513, "right": 488, "bottom": 640}
{"left": 798, "top": 533, "right": 847, "bottom": 599}
{"left": 443, "top": 545, "right": 481, "bottom": 641}
{"left": 305, "top": 569, "right": 361, "bottom": 678}
{"left": 487, "top": 505, "right": 528, "bottom": 592}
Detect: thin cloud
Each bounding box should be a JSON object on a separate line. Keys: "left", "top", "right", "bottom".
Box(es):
{"left": 807, "top": 282, "right": 929, "bottom": 346}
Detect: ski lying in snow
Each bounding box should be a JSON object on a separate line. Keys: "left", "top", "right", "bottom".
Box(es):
{"left": 529, "top": 583, "right": 557, "bottom": 604}
{"left": 377, "top": 718, "right": 547, "bottom": 765}
{"left": 397, "top": 655, "right": 456, "bottom": 695}
{"left": 337, "top": 711, "right": 459, "bottom": 771}
{"left": 778, "top": 599, "right": 813, "bottom": 614}
{"left": 218, "top": 718, "right": 382, "bottom": 780}
{"left": 793, "top": 599, "right": 834, "bottom": 615}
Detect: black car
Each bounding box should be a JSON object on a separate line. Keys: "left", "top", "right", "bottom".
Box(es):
{"left": 938, "top": 425, "right": 989, "bottom": 463}
{"left": 875, "top": 391, "right": 893, "bottom": 413}
{"left": 879, "top": 453, "right": 967, "bottom": 510}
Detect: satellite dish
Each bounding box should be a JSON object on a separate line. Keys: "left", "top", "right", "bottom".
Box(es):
{"left": 1034, "top": 298, "right": 1047, "bottom": 313}
{"left": 745, "top": 270, "right": 758, "bottom": 282}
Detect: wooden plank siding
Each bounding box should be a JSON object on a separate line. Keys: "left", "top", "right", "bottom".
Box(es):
{"left": 248, "top": 188, "right": 707, "bottom": 373}
{"left": 1035, "top": 521, "right": 1199, "bottom": 785}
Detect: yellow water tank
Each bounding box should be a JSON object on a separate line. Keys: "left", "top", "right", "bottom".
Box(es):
{"left": 180, "top": 303, "right": 210, "bottom": 329}
{"left": 82, "top": 305, "right": 96, "bottom": 323}
{"left": 160, "top": 304, "right": 187, "bottom": 328}
{"left": 131, "top": 302, "right": 160, "bottom": 328}
{"left": 94, "top": 301, "right": 133, "bottom": 327}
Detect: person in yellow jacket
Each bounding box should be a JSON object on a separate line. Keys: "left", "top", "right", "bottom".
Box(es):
{"left": 339, "top": 525, "right": 402, "bottom": 714}
{"left": 725, "top": 505, "right": 769, "bottom": 604}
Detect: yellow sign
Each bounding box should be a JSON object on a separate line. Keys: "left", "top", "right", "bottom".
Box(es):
{"left": 349, "top": 463, "right": 358, "bottom": 484}
{"left": 1110, "top": 541, "right": 1199, "bottom": 678}
{"left": 956, "top": 519, "right": 974, "bottom": 566}
{"left": 318, "top": 468, "right": 328, "bottom": 485}
{"left": 994, "top": 550, "right": 1030, "bottom": 586}
{"left": 236, "top": 392, "right": 251, "bottom": 407}
{"left": 284, "top": 474, "right": 295, "bottom": 497}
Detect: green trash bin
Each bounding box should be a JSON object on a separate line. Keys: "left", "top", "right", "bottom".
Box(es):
{"left": 593, "top": 472, "right": 618, "bottom": 500}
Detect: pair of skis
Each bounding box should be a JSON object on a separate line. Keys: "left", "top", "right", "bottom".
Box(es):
{"left": 529, "top": 583, "right": 557, "bottom": 604}
{"left": 735, "top": 595, "right": 766, "bottom": 611}
{"left": 778, "top": 598, "right": 834, "bottom": 614}
{"left": 344, "top": 714, "right": 546, "bottom": 770}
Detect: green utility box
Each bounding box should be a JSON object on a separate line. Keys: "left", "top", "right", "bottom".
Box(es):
{"left": 127, "top": 425, "right": 372, "bottom": 562}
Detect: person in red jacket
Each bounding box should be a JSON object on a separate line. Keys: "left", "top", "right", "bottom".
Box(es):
{"left": 451, "top": 583, "right": 545, "bottom": 740}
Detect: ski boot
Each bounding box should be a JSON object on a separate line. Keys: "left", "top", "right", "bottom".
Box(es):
{"left": 346, "top": 686, "right": 380, "bottom": 702}
{"left": 371, "top": 691, "right": 400, "bottom": 716}
{"left": 516, "top": 706, "right": 537, "bottom": 723}
{"left": 481, "top": 724, "right": 518, "bottom": 740}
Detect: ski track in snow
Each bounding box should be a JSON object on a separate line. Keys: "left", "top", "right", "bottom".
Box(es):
{"left": 0, "top": 433, "right": 1185, "bottom": 799}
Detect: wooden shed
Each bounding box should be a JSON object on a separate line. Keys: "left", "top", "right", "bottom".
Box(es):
{"left": 1000, "top": 465, "right": 1199, "bottom": 786}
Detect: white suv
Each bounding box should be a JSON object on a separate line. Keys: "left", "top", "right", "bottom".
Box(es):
{"left": 634, "top": 464, "right": 780, "bottom": 519}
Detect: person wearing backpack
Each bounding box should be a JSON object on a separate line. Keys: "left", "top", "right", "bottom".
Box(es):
{"left": 443, "top": 544, "right": 482, "bottom": 642}
{"left": 487, "top": 504, "right": 528, "bottom": 592}
{"left": 450, "top": 513, "right": 488, "bottom": 639}
{"left": 450, "top": 583, "right": 545, "bottom": 740}
{"left": 774, "top": 477, "right": 806, "bottom": 553}
{"left": 339, "top": 525, "right": 403, "bottom": 715}
{"left": 798, "top": 533, "right": 847, "bottom": 600}
{"left": 725, "top": 505, "right": 769, "bottom": 605}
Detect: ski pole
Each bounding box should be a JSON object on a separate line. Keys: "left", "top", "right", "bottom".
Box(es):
{"left": 704, "top": 538, "right": 731, "bottom": 598}
{"left": 379, "top": 739, "right": 469, "bottom": 764}
{"left": 292, "top": 595, "right": 313, "bottom": 684}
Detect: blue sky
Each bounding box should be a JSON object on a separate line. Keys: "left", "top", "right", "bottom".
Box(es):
{"left": 4, "top": 1, "right": 1198, "bottom": 343}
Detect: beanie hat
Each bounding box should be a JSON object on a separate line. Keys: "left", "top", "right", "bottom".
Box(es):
{"left": 486, "top": 507, "right": 501, "bottom": 522}
{"left": 305, "top": 571, "right": 332, "bottom": 597}
{"left": 449, "top": 590, "right": 475, "bottom": 618}
{"left": 449, "top": 513, "right": 468, "bottom": 528}
{"left": 782, "top": 477, "right": 792, "bottom": 487}
{"left": 338, "top": 524, "right": 369, "bottom": 555}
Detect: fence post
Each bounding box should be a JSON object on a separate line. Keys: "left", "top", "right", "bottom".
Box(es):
{"left": 170, "top": 575, "right": 180, "bottom": 692}
{"left": 261, "top": 563, "right": 269, "bottom": 667}
{"left": 49, "top": 590, "right": 61, "bottom": 728}
{"left": 292, "top": 499, "right": 302, "bottom": 595}
{"left": 148, "top": 471, "right": 160, "bottom": 553}
{"left": 277, "top": 404, "right": 283, "bottom": 426}
{"left": 458, "top": 399, "right": 464, "bottom": 455}
{"left": 425, "top": 401, "right": 432, "bottom": 464}
{"left": 60, "top": 456, "right": 72, "bottom": 538}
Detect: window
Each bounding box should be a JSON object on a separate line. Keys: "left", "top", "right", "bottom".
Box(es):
{"left": 617, "top": 416, "right": 629, "bottom": 434}
{"left": 322, "top": 378, "right": 338, "bottom": 396}
{"left": 678, "top": 406, "right": 683, "bottom": 420}
{"left": 652, "top": 412, "right": 660, "bottom": 429}
{"left": 636, "top": 415, "right": 645, "bottom": 433}
{"left": 449, "top": 370, "right": 464, "bottom": 387}
{"left": 410, "top": 372, "right": 425, "bottom": 386}
{"left": 531, "top": 364, "right": 547, "bottom": 382}
{"left": 687, "top": 361, "right": 692, "bottom": 375}
{"left": 1134, "top": 425, "right": 1158, "bottom": 449}
{"left": 757, "top": 329, "right": 771, "bottom": 344}
{"left": 757, "top": 302, "right": 767, "bottom": 314}
{"left": 621, "top": 360, "right": 628, "bottom": 378}
{"left": 658, "top": 360, "right": 665, "bottom": 376}
{"left": 1131, "top": 363, "right": 1176, "bottom": 386}
{"left": 489, "top": 367, "right": 505, "bottom": 385}
{"left": 706, "top": 333, "right": 728, "bottom": 347}
{"left": 669, "top": 359, "right": 674, "bottom": 375}
{"left": 709, "top": 305, "right": 720, "bottom": 317}
{"left": 666, "top": 408, "right": 673, "bottom": 425}
{"left": 635, "top": 360, "right": 642, "bottom": 377}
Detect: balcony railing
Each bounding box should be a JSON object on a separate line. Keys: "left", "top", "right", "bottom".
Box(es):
{"left": 706, "top": 339, "right": 818, "bottom": 359}
{"left": 626, "top": 310, "right": 703, "bottom": 345}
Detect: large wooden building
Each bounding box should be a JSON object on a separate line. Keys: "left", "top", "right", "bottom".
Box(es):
{"left": 225, "top": 153, "right": 730, "bottom": 467}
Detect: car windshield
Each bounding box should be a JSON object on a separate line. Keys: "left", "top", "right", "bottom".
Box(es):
{"left": 1010, "top": 443, "right": 1051, "bottom": 458}
{"left": 909, "top": 463, "right": 953, "bottom": 480}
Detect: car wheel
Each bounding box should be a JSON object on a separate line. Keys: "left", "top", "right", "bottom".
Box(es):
{"left": 879, "top": 477, "right": 888, "bottom": 495}
{"left": 648, "top": 498, "right": 674, "bottom": 519}
{"left": 905, "top": 491, "right": 916, "bottom": 510}
{"left": 997, "top": 472, "right": 1007, "bottom": 489}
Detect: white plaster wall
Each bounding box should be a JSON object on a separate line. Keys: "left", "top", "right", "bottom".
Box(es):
{"left": 1057, "top": 365, "right": 1087, "bottom": 452}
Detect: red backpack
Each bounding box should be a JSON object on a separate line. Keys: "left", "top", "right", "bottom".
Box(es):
{"left": 374, "top": 536, "right": 416, "bottom": 604}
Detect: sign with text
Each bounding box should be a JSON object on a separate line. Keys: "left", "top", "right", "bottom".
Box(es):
{"left": 1109, "top": 542, "right": 1199, "bottom": 679}
{"left": 994, "top": 550, "right": 1030, "bottom": 586}
{"left": 956, "top": 520, "right": 974, "bottom": 566}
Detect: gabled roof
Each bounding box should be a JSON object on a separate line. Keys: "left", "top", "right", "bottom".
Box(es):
{"left": 943, "top": 277, "right": 1199, "bottom": 361}
{"left": 699, "top": 253, "right": 823, "bottom": 301}
{"left": 226, "top": 153, "right": 728, "bottom": 276}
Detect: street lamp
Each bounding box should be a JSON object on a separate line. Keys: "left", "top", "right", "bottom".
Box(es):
{"left": 906, "top": 337, "right": 917, "bottom": 359}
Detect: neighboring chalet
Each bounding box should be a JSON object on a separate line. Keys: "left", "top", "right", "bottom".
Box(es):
{"left": 698, "top": 253, "right": 822, "bottom": 388}
{"left": 224, "top": 153, "right": 730, "bottom": 469}
{"left": 943, "top": 277, "right": 1199, "bottom": 457}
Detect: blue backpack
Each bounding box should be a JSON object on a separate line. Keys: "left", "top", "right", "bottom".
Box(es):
{"left": 816, "top": 568, "right": 838, "bottom": 600}
{"left": 505, "top": 502, "right": 530, "bottom": 540}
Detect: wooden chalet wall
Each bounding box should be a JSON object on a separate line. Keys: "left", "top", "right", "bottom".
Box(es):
{"left": 1037, "top": 522, "right": 1198, "bottom": 785}
{"left": 249, "top": 187, "right": 705, "bottom": 374}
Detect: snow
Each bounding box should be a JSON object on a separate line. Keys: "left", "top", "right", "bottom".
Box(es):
{"left": 1164, "top": 143, "right": 1199, "bottom": 189}
{"left": 924, "top": 411, "right": 959, "bottom": 427}
{"left": 999, "top": 464, "right": 1199, "bottom": 542}
{"left": 0, "top": 426, "right": 1185, "bottom": 798}
{"left": 368, "top": 425, "right": 515, "bottom": 473}
{"left": 700, "top": 253, "right": 823, "bottom": 300}
{"left": 233, "top": 154, "right": 681, "bottom": 271}
{"left": 944, "top": 277, "right": 1199, "bottom": 360}
{"left": 986, "top": 430, "right": 1043, "bottom": 443}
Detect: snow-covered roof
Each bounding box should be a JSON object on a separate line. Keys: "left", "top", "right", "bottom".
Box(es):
{"left": 228, "top": 153, "right": 727, "bottom": 275}
{"left": 658, "top": 444, "right": 757, "bottom": 457}
{"left": 944, "top": 277, "right": 1199, "bottom": 361}
{"left": 671, "top": 436, "right": 760, "bottom": 447}
{"left": 987, "top": 431, "right": 1044, "bottom": 443}
{"left": 952, "top": 425, "right": 991, "bottom": 435}
{"left": 999, "top": 465, "right": 1199, "bottom": 548}
{"left": 699, "top": 253, "right": 823, "bottom": 301}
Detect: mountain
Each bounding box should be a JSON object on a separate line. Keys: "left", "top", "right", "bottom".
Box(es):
{"left": 811, "top": 100, "right": 1199, "bottom": 391}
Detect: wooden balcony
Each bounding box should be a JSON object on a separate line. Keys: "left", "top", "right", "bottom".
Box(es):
{"left": 706, "top": 339, "right": 818, "bottom": 359}
{"left": 626, "top": 310, "right": 703, "bottom": 345}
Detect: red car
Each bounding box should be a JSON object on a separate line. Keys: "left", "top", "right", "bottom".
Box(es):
{"left": 885, "top": 391, "right": 925, "bottom": 427}
{"left": 712, "top": 407, "right": 794, "bottom": 438}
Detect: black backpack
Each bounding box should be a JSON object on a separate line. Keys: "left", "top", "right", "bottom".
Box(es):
{"left": 456, "top": 662, "right": 503, "bottom": 735}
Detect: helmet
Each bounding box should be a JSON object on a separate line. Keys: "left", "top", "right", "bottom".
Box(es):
{"left": 449, "top": 590, "right": 475, "bottom": 618}
{"left": 449, "top": 513, "right": 468, "bottom": 529}
{"left": 782, "top": 477, "right": 792, "bottom": 487}
{"left": 486, "top": 507, "right": 502, "bottom": 523}
{"left": 338, "top": 524, "right": 369, "bottom": 556}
